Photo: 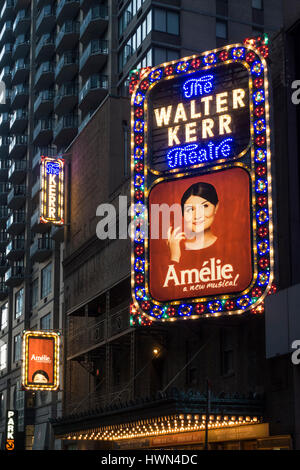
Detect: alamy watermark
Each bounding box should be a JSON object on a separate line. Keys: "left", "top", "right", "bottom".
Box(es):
{"left": 291, "top": 80, "right": 300, "bottom": 105}
{"left": 95, "top": 195, "right": 206, "bottom": 245}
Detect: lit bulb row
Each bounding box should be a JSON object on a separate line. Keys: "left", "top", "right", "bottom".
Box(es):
{"left": 131, "top": 43, "right": 274, "bottom": 322}
{"left": 65, "top": 415, "right": 261, "bottom": 442}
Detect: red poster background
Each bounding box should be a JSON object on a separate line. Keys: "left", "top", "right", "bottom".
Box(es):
{"left": 149, "top": 167, "right": 253, "bottom": 301}
{"left": 27, "top": 337, "right": 55, "bottom": 385}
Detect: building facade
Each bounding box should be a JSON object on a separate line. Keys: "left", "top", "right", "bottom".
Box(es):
{"left": 0, "top": 0, "right": 293, "bottom": 451}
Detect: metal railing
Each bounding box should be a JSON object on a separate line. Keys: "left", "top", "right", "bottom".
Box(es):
{"left": 80, "top": 5, "right": 108, "bottom": 36}
{"left": 79, "top": 74, "right": 108, "bottom": 102}
{"left": 55, "top": 51, "right": 78, "bottom": 78}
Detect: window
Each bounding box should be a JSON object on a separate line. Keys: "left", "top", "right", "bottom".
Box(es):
{"left": 216, "top": 20, "right": 227, "bottom": 39}
{"left": 14, "top": 334, "right": 21, "bottom": 362}
{"left": 153, "top": 47, "right": 180, "bottom": 66}
{"left": 252, "top": 0, "right": 263, "bottom": 9}
{"left": 40, "top": 313, "right": 51, "bottom": 330}
{"left": 118, "top": 10, "right": 152, "bottom": 71}
{"left": 154, "top": 8, "right": 179, "bottom": 35}
{"left": 118, "top": 0, "right": 148, "bottom": 37}
{"left": 15, "top": 288, "right": 24, "bottom": 319}
{"left": 221, "top": 329, "right": 234, "bottom": 375}
{"left": 31, "top": 278, "right": 39, "bottom": 308}
{"left": 0, "top": 392, "right": 4, "bottom": 419}
{"left": 41, "top": 263, "right": 52, "bottom": 298}
{"left": 0, "top": 343, "right": 7, "bottom": 370}
{"left": 1, "top": 302, "right": 8, "bottom": 330}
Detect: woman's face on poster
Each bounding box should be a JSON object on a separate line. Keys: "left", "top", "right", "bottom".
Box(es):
{"left": 183, "top": 195, "right": 218, "bottom": 234}
{"left": 33, "top": 373, "right": 48, "bottom": 383}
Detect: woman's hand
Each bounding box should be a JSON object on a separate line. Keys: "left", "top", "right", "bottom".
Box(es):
{"left": 167, "top": 227, "right": 186, "bottom": 263}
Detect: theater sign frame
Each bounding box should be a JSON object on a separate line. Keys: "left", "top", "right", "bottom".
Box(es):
{"left": 131, "top": 43, "right": 274, "bottom": 322}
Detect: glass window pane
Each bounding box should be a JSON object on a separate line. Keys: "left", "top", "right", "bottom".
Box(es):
{"left": 142, "top": 18, "right": 147, "bottom": 41}
{"left": 154, "top": 47, "right": 166, "bottom": 66}
{"left": 216, "top": 20, "right": 227, "bottom": 39}
{"left": 41, "top": 263, "right": 52, "bottom": 298}
{"left": 136, "top": 25, "right": 141, "bottom": 48}
{"left": 0, "top": 344, "right": 7, "bottom": 370}
{"left": 147, "top": 10, "right": 152, "bottom": 35}
{"left": 41, "top": 313, "right": 51, "bottom": 330}
{"left": 154, "top": 8, "right": 166, "bottom": 32}
{"left": 132, "top": 0, "right": 136, "bottom": 16}
{"left": 147, "top": 48, "right": 152, "bottom": 67}
{"left": 167, "top": 11, "right": 179, "bottom": 35}
{"left": 1, "top": 302, "right": 8, "bottom": 329}
{"left": 15, "top": 288, "right": 24, "bottom": 319}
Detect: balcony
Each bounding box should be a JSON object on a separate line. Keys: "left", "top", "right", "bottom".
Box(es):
{"left": 11, "top": 84, "right": 29, "bottom": 108}
{"left": 0, "top": 257, "right": 9, "bottom": 276}
{"left": 0, "top": 88, "right": 11, "bottom": 112}
{"left": 9, "top": 135, "right": 28, "bottom": 159}
{"left": 79, "top": 39, "right": 108, "bottom": 78}
{"left": 0, "top": 43, "right": 13, "bottom": 67}
{"left": 5, "top": 265, "right": 25, "bottom": 287}
{"left": 10, "top": 109, "right": 28, "bottom": 133}
{"left": 11, "top": 58, "right": 30, "bottom": 85}
{"left": 0, "top": 1, "right": 15, "bottom": 23}
{"left": 0, "top": 280, "right": 8, "bottom": 299}
{"left": 54, "top": 82, "right": 78, "bottom": 115}
{"left": 53, "top": 113, "right": 78, "bottom": 147}
{"left": 67, "top": 304, "right": 129, "bottom": 359}
{"left": 79, "top": 74, "right": 108, "bottom": 114}
{"left": 12, "top": 34, "right": 30, "bottom": 60}
{"left": 0, "top": 66, "right": 11, "bottom": 86}
{"left": 30, "top": 236, "right": 53, "bottom": 262}
{"left": 8, "top": 160, "right": 27, "bottom": 184}
{"left": 6, "top": 238, "right": 25, "bottom": 260}
{"left": 0, "top": 111, "right": 10, "bottom": 132}
{"left": 0, "top": 206, "right": 9, "bottom": 228}
{"left": 13, "top": 10, "right": 30, "bottom": 36}
{"left": 55, "top": 50, "right": 78, "bottom": 84}
{"left": 36, "top": 6, "right": 55, "bottom": 36}
{"left": 0, "top": 21, "right": 13, "bottom": 45}
{"left": 0, "top": 182, "right": 11, "bottom": 203}
{"left": 31, "top": 209, "right": 50, "bottom": 234}
{"left": 55, "top": 21, "right": 80, "bottom": 54}
{"left": 6, "top": 210, "right": 25, "bottom": 235}
{"left": 33, "top": 89, "right": 54, "bottom": 117}
{"left": 33, "top": 117, "right": 55, "bottom": 146}
{"left": 34, "top": 61, "right": 55, "bottom": 90}
{"left": 0, "top": 136, "right": 11, "bottom": 158}
{"left": 7, "top": 184, "right": 26, "bottom": 210}
{"left": 0, "top": 230, "right": 8, "bottom": 248}
{"left": 35, "top": 33, "right": 55, "bottom": 62}
{"left": 56, "top": 0, "right": 80, "bottom": 23}
{"left": 80, "top": 6, "right": 108, "bottom": 43}
{"left": 0, "top": 159, "right": 10, "bottom": 181}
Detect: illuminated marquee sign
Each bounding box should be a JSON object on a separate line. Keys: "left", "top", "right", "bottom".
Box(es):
{"left": 5, "top": 410, "right": 17, "bottom": 451}
{"left": 40, "top": 156, "right": 65, "bottom": 225}
{"left": 131, "top": 43, "right": 274, "bottom": 321}
{"left": 22, "top": 330, "right": 60, "bottom": 391}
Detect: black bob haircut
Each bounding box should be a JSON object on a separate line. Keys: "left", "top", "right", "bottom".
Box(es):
{"left": 32, "top": 370, "right": 49, "bottom": 382}
{"left": 181, "top": 182, "right": 219, "bottom": 214}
